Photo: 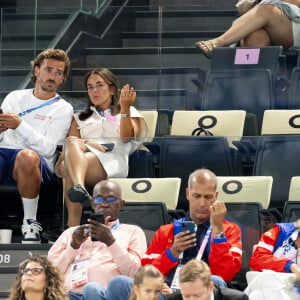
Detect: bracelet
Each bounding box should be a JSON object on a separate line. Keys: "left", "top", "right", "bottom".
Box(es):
{"left": 121, "top": 113, "right": 130, "bottom": 118}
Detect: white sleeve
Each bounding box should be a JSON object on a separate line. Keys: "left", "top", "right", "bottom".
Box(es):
{"left": 14, "top": 103, "right": 73, "bottom": 157}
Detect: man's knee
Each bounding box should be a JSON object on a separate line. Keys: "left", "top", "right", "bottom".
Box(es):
{"left": 83, "top": 282, "right": 106, "bottom": 299}
{"left": 15, "top": 149, "right": 40, "bottom": 173}
{"left": 107, "top": 276, "right": 133, "bottom": 300}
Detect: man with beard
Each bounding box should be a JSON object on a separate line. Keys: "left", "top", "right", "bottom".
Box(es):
{"left": 0, "top": 48, "right": 73, "bottom": 243}
{"left": 142, "top": 169, "right": 243, "bottom": 288}
{"left": 48, "top": 179, "right": 147, "bottom": 300}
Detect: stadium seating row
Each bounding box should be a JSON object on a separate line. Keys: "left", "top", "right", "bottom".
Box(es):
{"left": 142, "top": 109, "right": 300, "bottom": 138}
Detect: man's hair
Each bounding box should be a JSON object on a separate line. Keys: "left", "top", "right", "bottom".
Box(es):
{"left": 187, "top": 168, "right": 217, "bottom": 191}
{"left": 31, "top": 48, "right": 70, "bottom": 83}
{"left": 179, "top": 259, "right": 211, "bottom": 288}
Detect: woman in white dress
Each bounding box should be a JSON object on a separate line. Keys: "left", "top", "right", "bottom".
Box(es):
{"left": 59, "top": 68, "right": 148, "bottom": 227}
{"left": 195, "top": 0, "right": 300, "bottom": 58}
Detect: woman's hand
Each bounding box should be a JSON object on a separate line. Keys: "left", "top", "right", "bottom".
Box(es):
{"left": 119, "top": 84, "right": 136, "bottom": 113}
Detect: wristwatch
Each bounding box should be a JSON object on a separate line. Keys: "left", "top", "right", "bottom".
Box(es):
{"left": 214, "top": 232, "right": 225, "bottom": 238}
{"left": 121, "top": 113, "right": 130, "bottom": 118}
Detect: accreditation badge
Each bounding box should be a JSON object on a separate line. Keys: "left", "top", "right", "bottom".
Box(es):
{"left": 70, "top": 259, "right": 89, "bottom": 288}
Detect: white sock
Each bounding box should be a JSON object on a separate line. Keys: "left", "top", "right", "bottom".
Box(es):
{"left": 22, "top": 196, "right": 39, "bottom": 225}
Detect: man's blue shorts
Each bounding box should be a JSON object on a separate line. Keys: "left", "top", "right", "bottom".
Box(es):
{"left": 0, "top": 148, "right": 56, "bottom": 185}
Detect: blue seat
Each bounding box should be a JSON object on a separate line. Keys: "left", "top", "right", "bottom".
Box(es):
{"left": 159, "top": 136, "right": 242, "bottom": 211}
{"left": 118, "top": 202, "right": 170, "bottom": 231}
{"left": 253, "top": 135, "right": 300, "bottom": 209}
{"left": 210, "top": 46, "right": 283, "bottom": 75}
{"left": 289, "top": 67, "right": 300, "bottom": 109}
{"left": 282, "top": 201, "right": 300, "bottom": 222}
{"left": 201, "top": 69, "right": 275, "bottom": 132}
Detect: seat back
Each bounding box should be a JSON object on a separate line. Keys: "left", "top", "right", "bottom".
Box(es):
{"left": 253, "top": 135, "right": 300, "bottom": 209}
{"left": 225, "top": 202, "right": 262, "bottom": 288}
{"left": 170, "top": 110, "right": 246, "bottom": 137}
{"left": 282, "top": 201, "right": 300, "bottom": 222}
{"left": 139, "top": 110, "right": 158, "bottom": 142}
{"left": 159, "top": 136, "right": 241, "bottom": 210}
{"left": 261, "top": 109, "right": 300, "bottom": 135}
{"left": 217, "top": 176, "right": 272, "bottom": 209}
{"left": 118, "top": 202, "right": 170, "bottom": 231}
{"left": 210, "top": 46, "right": 283, "bottom": 75}
{"left": 288, "top": 176, "right": 300, "bottom": 201}
{"left": 289, "top": 67, "right": 300, "bottom": 109}
{"left": 201, "top": 69, "right": 274, "bottom": 132}
{"left": 110, "top": 178, "right": 181, "bottom": 210}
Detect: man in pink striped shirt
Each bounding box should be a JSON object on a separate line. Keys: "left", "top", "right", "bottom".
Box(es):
{"left": 48, "top": 179, "right": 147, "bottom": 300}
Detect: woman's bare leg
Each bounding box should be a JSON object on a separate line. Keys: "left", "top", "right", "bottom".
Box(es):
{"left": 240, "top": 28, "right": 271, "bottom": 47}
{"left": 63, "top": 137, "right": 108, "bottom": 226}
{"left": 215, "top": 5, "right": 293, "bottom": 48}
{"left": 197, "top": 4, "right": 293, "bottom": 52}
{"left": 64, "top": 175, "right": 83, "bottom": 227}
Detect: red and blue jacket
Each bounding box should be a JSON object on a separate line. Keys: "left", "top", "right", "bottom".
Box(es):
{"left": 250, "top": 222, "right": 297, "bottom": 273}
{"left": 141, "top": 217, "right": 242, "bottom": 283}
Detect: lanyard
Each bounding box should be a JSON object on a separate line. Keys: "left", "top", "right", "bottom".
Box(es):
{"left": 18, "top": 96, "right": 60, "bottom": 117}
{"left": 196, "top": 225, "right": 212, "bottom": 261}
{"left": 74, "top": 221, "right": 121, "bottom": 261}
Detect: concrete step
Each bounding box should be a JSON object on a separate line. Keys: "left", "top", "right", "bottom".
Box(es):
{"left": 1, "top": 34, "right": 55, "bottom": 49}
{"left": 2, "top": 12, "right": 71, "bottom": 35}
{"left": 1, "top": 49, "right": 44, "bottom": 68}
{"left": 149, "top": 0, "right": 236, "bottom": 8}
{"left": 135, "top": 9, "right": 237, "bottom": 31}
{"left": 122, "top": 31, "right": 224, "bottom": 47}
{"left": 0, "top": 68, "right": 30, "bottom": 90}
{"left": 83, "top": 47, "right": 209, "bottom": 69}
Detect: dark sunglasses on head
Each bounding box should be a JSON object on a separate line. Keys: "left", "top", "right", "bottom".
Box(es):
{"left": 93, "top": 196, "right": 119, "bottom": 204}
{"left": 20, "top": 267, "right": 44, "bottom": 276}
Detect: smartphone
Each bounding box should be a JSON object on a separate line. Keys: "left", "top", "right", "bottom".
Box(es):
{"left": 89, "top": 213, "right": 104, "bottom": 241}
{"left": 89, "top": 213, "right": 104, "bottom": 224}
{"left": 101, "top": 143, "right": 115, "bottom": 152}
{"left": 174, "top": 221, "right": 195, "bottom": 236}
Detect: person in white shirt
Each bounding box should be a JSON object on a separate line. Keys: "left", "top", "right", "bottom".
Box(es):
{"left": 0, "top": 48, "right": 73, "bottom": 244}
{"left": 56, "top": 68, "right": 148, "bottom": 227}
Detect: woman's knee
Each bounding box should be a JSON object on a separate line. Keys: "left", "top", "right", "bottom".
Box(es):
{"left": 256, "top": 4, "right": 280, "bottom": 19}
{"left": 243, "top": 29, "right": 271, "bottom": 47}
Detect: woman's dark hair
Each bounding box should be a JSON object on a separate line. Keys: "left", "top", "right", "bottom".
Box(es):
{"left": 79, "top": 68, "right": 120, "bottom": 121}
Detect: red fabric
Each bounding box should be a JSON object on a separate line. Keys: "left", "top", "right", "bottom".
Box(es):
{"left": 141, "top": 220, "right": 242, "bottom": 282}
{"left": 249, "top": 225, "right": 291, "bottom": 272}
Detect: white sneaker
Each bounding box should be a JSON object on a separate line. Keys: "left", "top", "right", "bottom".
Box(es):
{"left": 21, "top": 219, "right": 42, "bottom": 244}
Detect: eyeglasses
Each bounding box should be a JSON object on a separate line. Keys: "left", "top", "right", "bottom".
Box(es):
{"left": 20, "top": 267, "right": 44, "bottom": 276}
{"left": 93, "top": 196, "right": 119, "bottom": 204}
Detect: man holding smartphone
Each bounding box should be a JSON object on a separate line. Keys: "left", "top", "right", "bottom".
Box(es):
{"left": 0, "top": 48, "right": 73, "bottom": 243}
{"left": 142, "top": 168, "right": 242, "bottom": 289}
{"left": 48, "top": 179, "right": 147, "bottom": 300}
